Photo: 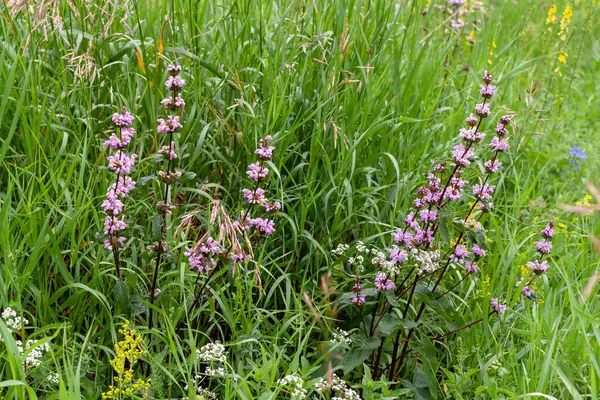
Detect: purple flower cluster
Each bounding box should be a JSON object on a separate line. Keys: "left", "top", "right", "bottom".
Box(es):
{"left": 232, "top": 136, "right": 280, "bottom": 239}
{"left": 184, "top": 237, "right": 222, "bottom": 274}
{"left": 156, "top": 65, "right": 186, "bottom": 210}
{"left": 104, "top": 116, "right": 135, "bottom": 150}
{"left": 375, "top": 273, "right": 396, "bottom": 291}
{"left": 490, "top": 297, "right": 507, "bottom": 316}
{"left": 103, "top": 111, "right": 137, "bottom": 251}
{"left": 390, "top": 71, "right": 500, "bottom": 255}
{"left": 518, "top": 221, "right": 555, "bottom": 300}
{"left": 351, "top": 281, "right": 366, "bottom": 306}
{"left": 529, "top": 222, "right": 554, "bottom": 275}
{"left": 449, "top": 242, "right": 485, "bottom": 274}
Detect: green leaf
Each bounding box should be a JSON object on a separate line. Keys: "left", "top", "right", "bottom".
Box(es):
{"left": 438, "top": 209, "right": 453, "bottom": 245}
{"left": 114, "top": 280, "right": 130, "bottom": 315}
{"left": 151, "top": 214, "right": 163, "bottom": 241}
{"left": 130, "top": 296, "right": 147, "bottom": 317}
{"left": 343, "top": 337, "right": 381, "bottom": 374}
{"left": 377, "top": 314, "right": 403, "bottom": 337}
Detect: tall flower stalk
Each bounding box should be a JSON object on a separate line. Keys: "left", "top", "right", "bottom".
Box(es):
{"left": 149, "top": 65, "right": 185, "bottom": 329}
{"left": 186, "top": 135, "right": 280, "bottom": 306}
{"left": 338, "top": 71, "right": 518, "bottom": 382}
{"left": 103, "top": 110, "right": 137, "bottom": 280}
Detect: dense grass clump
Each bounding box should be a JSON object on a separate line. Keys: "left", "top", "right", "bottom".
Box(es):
{"left": 1, "top": 0, "right": 599, "bottom": 399}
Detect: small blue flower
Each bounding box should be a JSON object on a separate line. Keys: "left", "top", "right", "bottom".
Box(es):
{"left": 569, "top": 146, "right": 587, "bottom": 170}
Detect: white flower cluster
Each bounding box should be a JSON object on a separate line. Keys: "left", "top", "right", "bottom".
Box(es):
{"left": 47, "top": 373, "right": 60, "bottom": 384}
{"left": 1, "top": 307, "right": 28, "bottom": 335}
{"left": 332, "top": 244, "right": 349, "bottom": 257}
{"left": 315, "top": 374, "right": 362, "bottom": 400}
{"left": 347, "top": 255, "right": 365, "bottom": 272}
{"left": 414, "top": 249, "right": 441, "bottom": 274}
{"left": 278, "top": 374, "right": 307, "bottom": 399}
{"left": 196, "top": 342, "right": 227, "bottom": 363}
{"left": 370, "top": 249, "right": 400, "bottom": 275}
{"left": 355, "top": 241, "right": 369, "bottom": 254}
{"left": 17, "top": 340, "right": 50, "bottom": 368}
{"left": 206, "top": 366, "right": 225, "bottom": 377}
{"left": 1, "top": 308, "right": 50, "bottom": 369}
{"left": 330, "top": 329, "right": 352, "bottom": 346}
{"left": 184, "top": 377, "right": 218, "bottom": 399}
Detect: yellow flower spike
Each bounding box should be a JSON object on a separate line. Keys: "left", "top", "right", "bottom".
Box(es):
{"left": 546, "top": 4, "right": 557, "bottom": 25}
{"left": 103, "top": 321, "right": 150, "bottom": 399}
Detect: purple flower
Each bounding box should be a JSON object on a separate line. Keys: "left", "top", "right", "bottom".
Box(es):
{"left": 541, "top": 222, "right": 554, "bottom": 239}
{"left": 165, "top": 76, "right": 185, "bottom": 91}
{"left": 102, "top": 197, "right": 124, "bottom": 215}
{"left": 157, "top": 116, "right": 182, "bottom": 134}
{"left": 495, "top": 123, "right": 508, "bottom": 136}
{"left": 404, "top": 212, "right": 419, "bottom": 230}
{"left": 242, "top": 188, "right": 266, "bottom": 205}
{"left": 247, "top": 162, "right": 269, "bottom": 181}
{"left": 104, "top": 134, "right": 123, "bottom": 150}
{"left": 490, "top": 297, "right": 506, "bottom": 315}
{"left": 112, "top": 112, "right": 134, "bottom": 127}
{"left": 419, "top": 209, "right": 437, "bottom": 223}
{"left": 500, "top": 116, "right": 511, "bottom": 125}
{"left": 522, "top": 285, "right": 534, "bottom": 298}
{"left": 452, "top": 144, "right": 474, "bottom": 167}
{"left": 255, "top": 135, "right": 276, "bottom": 160}
{"left": 464, "top": 261, "right": 479, "bottom": 273}
{"left": 535, "top": 241, "right": 552, "bottom": 254}
{"left": 104, "top": 216, "right": 127, "bottom": 235}
{"left": 104, "top": 236, "right": 125, "bottom": 251}
{"left": 472, "top": 245, "right": 486, "bottom": 258}
{"left": 168, "top": 65, "right": 182, "bottom": 75}
{"left": 199, "top": 237, "right": 222, "bottom": 255}
{"left": 390, "top": 248, "right": 408, "bottom": 264}
{"left": 107, "top": 152, "right": 137, "bottom": 175}
{"left": 265, "top": 201, "right": 281, "bottom": 213}
{"left": 231, "top": 251, "right": 252, "bottom": 263}
{"left": 184, "top": 249, "right": 216, "bottom": 274}
{"left": 490, "top": 137, "right": 509, "bottom": 152}
{"left": 527, "top": 260, "right": 549, "bottom": 274}
{"left": 451, "top": 19, "right": 465, "bottom": 29}
{"left": 233, "top": 215, "right": 252, "bottom": 231}
{"left": 110, "top": 176, "right": 136, "bottom": 197}
{"left": 459, "top": 127, "right": 485, "bottom": 143}
{"left": 252, "top": 218, "right": 276, "bottom": 235}
{"left": 450, "top": 244, "right": 470, "bottom": 264}
{"left": 352, "top": 282, "right": 363, "bottom": 292}
{"left": 465, "top": 114, "right": 478, "bottom": 127}
{"left": 159, "top": 142, "right": 178, "bottom": 160}
{"left": 475, "top": 103, "right": 491, "bottom": 118}
{"left": 161, "top": 96, "right": 185, "bottom": 109}
{"left": 393, "top": 229, "right": 406, "bottom": 244}
{"left": 483, "top": 71, "right": 493, "bottom": 85}
{"left": 352, "top": 294, "right": 366, "bottom": 306}
{"left": 472, "top": 184, "right": 495, "bottom": 201}
{"left": 375, "top": 273, "right": 396, "bottom": 291}
{"left": 480, "top": 84, "right": 496, "bottom": 99}
{"left": 484, "top": 159, "right": 502, "bottom": 173}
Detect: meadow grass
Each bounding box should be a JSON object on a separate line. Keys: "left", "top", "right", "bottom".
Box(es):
{"left": 0, "top": 0, "right": 599, "bottom": 399}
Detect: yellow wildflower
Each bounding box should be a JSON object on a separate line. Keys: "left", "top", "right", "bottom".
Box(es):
{"left": 482, "top": 274, "right": 491, "bottom": 293}
{"left": 103, "top": 321, "right": 151, "bottom": 399}
{"left": 559, "top": 5, "right": 573, "bottom": 40}
{"left": 546, "top": 5, "right": 557, "bottom": 26}
{"left": 558, "top": 51, "right": 568, "bottom": 64}
{"left": 576, "top": 194, "right": 593, "bottom": 206}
